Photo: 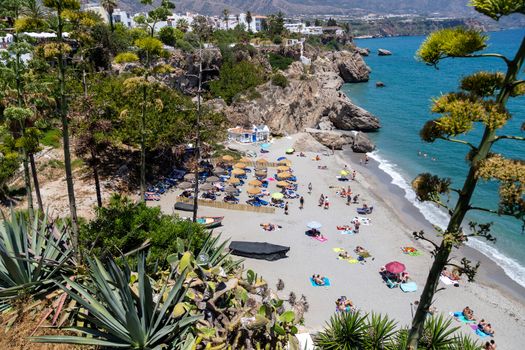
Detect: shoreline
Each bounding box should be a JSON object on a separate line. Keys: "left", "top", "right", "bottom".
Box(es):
{"left": 151, "top": 135, "right": 525, "bottom": 349}
{"left": 343, "top": 148, "right": 525, "bottom": 306}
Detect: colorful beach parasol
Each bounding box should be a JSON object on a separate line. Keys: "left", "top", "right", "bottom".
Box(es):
{"left": 178, "top": 182, "right": 193, "bottom": 189}
{"left": 276, "top": 181, "right": 289, "bottom": 188}
{"left": 255, "top": 170, "right": 267, "bottom": 177}
{"left": 183, "top": 173, "right": 195, "bottom": 181}
{"left": 248, "top": 179, "right": 262, "bottom": 186}
{"left": 307, "top": 221, "right": 322, "bottom": 230}
{"left": 256, "top": 158, "right": 268, "bottom": 164}
{"left": 239, "top": 157, "right": 252, "bottom": 163}
{"left": 277, "top": 166, "right": 290, "bottom": 172}
{"left": 278, "top": 172, "right": 292, "bottom": 179}
{"left": 231, "top": 168, "right": 245, "bottom": 175}
{"left": 206, "top": 176, "right": 220, "bottom": 183}
{"left": 200, "top": 183, "right": 214, "bottom": 191}
{"left": 225, "top": 186, "right": 238, "bottom": 194}
{"left": 222, "top": 155, "right": 234, "bottom": 162}
{"left": 271, "top": 192, "right": 284, "bottom": 200}
{"left": 247, "top": 187, "right": 262, "bottom": 195}
{"left": 234, "top": 162, "right": 246, "bottom": 169}
{"left": 385, "top": 261, "right": 406, "bottom": 274}
{"left": 228, "top": 177, "right": 240, "bottom": 185}
{"left": 278, "top": 159, "right": 292, "bottom": 166}
{"left": 214, "top": 167, "right": 227, "bottom": 175}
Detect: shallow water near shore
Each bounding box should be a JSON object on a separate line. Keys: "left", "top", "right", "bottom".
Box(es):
{"left": 344, "top": 29, "right": 525, "bottom": 288}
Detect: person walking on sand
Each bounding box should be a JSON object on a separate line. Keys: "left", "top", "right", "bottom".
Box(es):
{"left": 284, "top": 202, "right": 289, "bottom": 215}
{"left": 354, "top": 220, "right": 360, "bottom": 233}
{"left": 347, "top": 193, "right": 352, "bottom": 206}
{"left": 319, "top": 194, "right": 324, "bottom": 207}
{"left": 308, "top": 182, "right": 312, "bottom": 194}
{"left": 324, "top": 196, "right": 329, "bottom": 210}
{"left": 365, "top": 154, "right": 369, "bottom": 165}
{"left": 352, "top": 170, "right": 356, "bottom": 180}
{"left": 353, "top": 194, "right": 360, "bottom": 204}
{"left": 300, "top": 196, "right": 304, "bottom": 209}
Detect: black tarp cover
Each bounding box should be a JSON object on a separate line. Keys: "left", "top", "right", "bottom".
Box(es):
{"left": 229, "top": 241, "right": 290, "bottom": 261}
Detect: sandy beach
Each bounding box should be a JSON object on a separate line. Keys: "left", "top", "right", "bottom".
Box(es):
{"left": 150, "top": 134, "right": 525, "bottom": 349}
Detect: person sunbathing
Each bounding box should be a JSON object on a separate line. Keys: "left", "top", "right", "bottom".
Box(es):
{"left": 478, "top": 319, "right": 487, "bottom": 330}
{"left": 315, "top": 155, "right": 321, "bottom": 161}
{"left": 312, "top": 274, "right": 325, "bottom": 286}
{"left": 484, "top": 340, "right": 497, "bottom": 350}
{"left": 354, "top": 246, "right": 366, "bottom": 254}
{"left": 337, "top": 225, "right": 351, "bottom": 230}
{"left": 483, "top": 323, "right": 495, "bottom": 336}
{"left": 400, "top": 272, "right": 410, "bottom": 283}
{"left": 462, "top": 306, "right": 475, "bottom": 320}
{"left": 260, "top": 223, "right": 281, "bottom": 231}
{"left": 339, "top": 251, "right": 351, "bottom": 259}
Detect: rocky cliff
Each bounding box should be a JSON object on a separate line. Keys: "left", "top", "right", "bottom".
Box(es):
{"left": 210, "top": 48, "right": 379, "bottom": 152}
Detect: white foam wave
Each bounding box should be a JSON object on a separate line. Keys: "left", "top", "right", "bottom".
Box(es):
{"left": 368, "top": 151, "right": 525, "bottom": 289}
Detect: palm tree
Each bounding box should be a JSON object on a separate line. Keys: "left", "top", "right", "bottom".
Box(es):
{"left": 223, "top": 8, "right": 229, "bottom": 30}
{"left": 100, "top": 0, "right": 118, "bottom": 32}
{"left": 176, "top": 18, "right": 189, "bottom": 32}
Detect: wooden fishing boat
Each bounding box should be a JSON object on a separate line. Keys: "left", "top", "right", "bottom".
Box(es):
{"left": 196, "top": 216, "right": 224, "bottom": 228}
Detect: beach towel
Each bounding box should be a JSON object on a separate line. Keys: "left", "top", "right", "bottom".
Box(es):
{"left": 338, "top": 256, "right": 359, "bottom": 264}
{"left": 352, "top": 217, "right": 371, "bottom": 225}
{"left": 402, "top": 247, "right": 422, "bottom": 256}
{"left": 338, "top": 230, "right": 355, "bottom": 235}
{"left": 470, "top": 325, "right": 491, "bottom": 337}
{"left": 313, "top": 236, "right": 328, "bottom": 242}
{"left": 450, "top": 312, "right": 476, "bottom": 323}
{"left": 400, "top": 282, "right": 418, "bottom": 292}
{"left": 440, "top": 275, "right": 459, "bottom": 286}
{"left": 333, "top": 248, "right": 345, "bottom": 253}
{"left": 310, "top": 277, "right": 331, "bottom": 287}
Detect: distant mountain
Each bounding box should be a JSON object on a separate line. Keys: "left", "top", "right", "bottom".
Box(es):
{"left": 118, "top": 0, "right": 476, "bottom": 16}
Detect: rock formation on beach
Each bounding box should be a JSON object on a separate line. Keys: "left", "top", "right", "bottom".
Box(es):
{"left": 208, "top": 47, "right": 379, "bottom": 151}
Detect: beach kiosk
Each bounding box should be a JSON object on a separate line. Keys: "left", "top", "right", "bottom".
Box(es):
{"left": 227, "top": 125, "right": 270, "bottom": 143}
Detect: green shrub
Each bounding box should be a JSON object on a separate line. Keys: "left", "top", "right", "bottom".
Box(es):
{"left": 268, "top": 52, "right": 294, "bottom": 71}
{"left": 210, "top": 60, "right": 265, "bottom": 104}
{"left": 114, "top": 51, "right": 139, "bottom": 63}
{"left": 80, "top": 194, "right": 208, "bottom": 269}
{"left": 40, "top": 128, "right": 61, "bottom": 148}
{"left": 176, "top": 39, "right": 194, "bottom": 52}
{"left": 271, "top": 73, "right": 289, "bottom": 88}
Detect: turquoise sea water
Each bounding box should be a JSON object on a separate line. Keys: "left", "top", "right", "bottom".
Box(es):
{"left": 343, "top": 29, "right": 525, "bottom": 287}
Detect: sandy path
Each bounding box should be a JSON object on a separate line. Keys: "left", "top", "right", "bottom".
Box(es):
{"left": 151, "top": 135, "right": 524, "bottom": 349}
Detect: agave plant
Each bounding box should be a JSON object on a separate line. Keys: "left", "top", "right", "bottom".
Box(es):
{"left": 0, "top": 212, "right": 75, "bottom": 311}
{"left": 419, "top": 314, "right": 459, "bottom": 349}
{"left": 31, "top": 254, "right": 201, "bottom": 349}
{"left": 365, "top": 312, "right": 398, "bottom": 349}
{"left": 315, "top": 310, "right": 369, "bottom": 349}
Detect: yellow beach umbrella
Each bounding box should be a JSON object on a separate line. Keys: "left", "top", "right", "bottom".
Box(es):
{"left": 248, "top": 179, "right": 262, "bottom": 186}
{"left": 256, "top": 158, "right": 268, "bottom": 164}
{"left": 247, "top": 187, "right": 262, "bottom": 195}
{"left": 234, "top": 162, "right": 246, "bottom": 169}
{"left": 240, "top": 157, "right": 252, "bottom": 163}
{"left": 340, "top": 170, "right": 350, "bottom": 176}
{"left": 276, "top": 181, "right": 289, "bottom": 188}
{"left": 228, "top": 177, "right": 240, "bottom": 185}
{"left": 231, "top": 168, "right": 245, "bottom": 175}
{"left": 278, "top": 159, "right": 292, "bottom": 166}
{"left": 278, "top": 172, "right": 292, "bottom": 179}
{"left": 222, "top": 155, "right": 234, "bottom": 162}
{"left": 277, "top": 165, "right": 290, "bottom": 172}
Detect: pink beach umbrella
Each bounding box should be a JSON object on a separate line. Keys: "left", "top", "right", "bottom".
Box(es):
{"left": 385, "top": 261, "right": 406, "bottom": 274}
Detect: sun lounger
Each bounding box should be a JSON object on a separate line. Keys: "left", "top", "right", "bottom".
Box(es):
{"left": 384, "top": 276, "right": 399, "bottom": 289}
{"left": 470, "top": 325, "right": 491, "bottom": 337}
{"left": 356, "top": 206, "right": 374, "bottom": 215}
{"left": 310, "top": 277, "right": 331, "bottom": 287}
{"left": 400, "top": 281, "right": 418, "bottom": 292}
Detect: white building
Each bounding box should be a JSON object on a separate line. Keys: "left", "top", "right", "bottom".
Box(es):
{"left": 83, "top": 3, "right": 109, "bottom": 23}
{"left": 0, "top": 33, "right": 13, "bottom": 49}
{"left": 228, "top": 125, "right": 270, "bottom": 143}
{"left": 112, "top": 9, "right": 134, "bottom": 28}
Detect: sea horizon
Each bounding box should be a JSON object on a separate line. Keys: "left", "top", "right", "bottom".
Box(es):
{"left": 344, "top": 28, "right": 525, "bottom": 288}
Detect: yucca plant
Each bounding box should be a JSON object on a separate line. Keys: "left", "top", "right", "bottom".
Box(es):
{"left": 31, "top": 254, "right": 201, "bottom": 348}
{"left": 365, "top": 312, "right": 398, "bottom": 349}
{"left": 418, "top": 314, "right": 459, "bottom": 349}
{"left": 449, "top": 334, "right": 482, "bottom": 350}
{"left": 315, "top": 310, "right": 369, "bottom": 349}
{"left": 0, "top": 212, "right": 75, "bottom": 311}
